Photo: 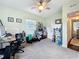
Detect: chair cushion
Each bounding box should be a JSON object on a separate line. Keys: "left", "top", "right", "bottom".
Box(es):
{"left": 28, "top": 34, "right": 33, "bottom": 40}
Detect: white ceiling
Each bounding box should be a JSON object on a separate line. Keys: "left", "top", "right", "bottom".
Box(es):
{"left": 0, "top": 0, "right": 69, "bottom": 17}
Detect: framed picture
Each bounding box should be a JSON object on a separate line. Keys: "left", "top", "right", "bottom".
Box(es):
{"left": 55, "top": 19, "right": 62, "bottom": 24}
{"left": 8, "top": 17, "right": 14, "bottom": 22}
{"left": 16, "top": 18, "right": 22, "bottom": 23}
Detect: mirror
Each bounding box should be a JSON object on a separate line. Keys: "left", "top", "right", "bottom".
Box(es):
{"left": 72, "top": 20, "right": 79, "bottom": 39}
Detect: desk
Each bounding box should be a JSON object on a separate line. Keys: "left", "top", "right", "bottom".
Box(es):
{"left": 0, "top": 36, "right": 16, "bottom": 59}
{"left": 70, "top": 39, "right": 79, "bottom": 46}
{"left": 0, "top": 36, "right": 16, "bottom": 48}
{"left": 0, "top": 36, "right": 16, "bottom": 43}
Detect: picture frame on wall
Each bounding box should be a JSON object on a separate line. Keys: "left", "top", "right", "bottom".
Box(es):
{"left": 8, "top": 17, "right": 14, "bottom": 22}
{"left": 16, "top": 18, "right": 22, "bottom": 23}
{"left": 55, "top": 19, "right": 62, "bottom": 24}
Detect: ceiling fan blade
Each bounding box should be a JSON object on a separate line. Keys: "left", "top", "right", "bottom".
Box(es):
{"left": 45, "top": 0, "right": 51, "bottom": 3}
{"left": 37, "top": 2, "right": 41, "bottom": 6}
{"left": 31, "top": 7, "right": 36, "bottom": 9}
{"left": 42, "top": 2, "right": 47, "bottom": 6}
{"left": 39, "top": 0, "right": 43, "bottom": 3}
{"left": 46, "top": 7, "right": 50, "bottom": 9}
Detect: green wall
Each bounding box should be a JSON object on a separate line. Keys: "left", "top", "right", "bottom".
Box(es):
{"left": 0, "top": 6, "right": 45, "bottom": 34}
{"left": 45, "top": 10, "right": 62, "bottom": 27}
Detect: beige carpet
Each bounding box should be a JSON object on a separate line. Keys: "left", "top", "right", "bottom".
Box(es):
{"left": 15, "top": 39, "right": 79, "bottom": 59}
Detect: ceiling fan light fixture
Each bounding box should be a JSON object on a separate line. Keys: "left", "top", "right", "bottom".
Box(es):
{"left": 33, "top": 0, "right": 51, "bottom": 12}
{"left": 38, "top": 5, "right": 44, "bottom": 10}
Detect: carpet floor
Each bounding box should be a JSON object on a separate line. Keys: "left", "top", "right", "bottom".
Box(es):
{"left": 15, "top": 39, "right": 79, "bottom": 59}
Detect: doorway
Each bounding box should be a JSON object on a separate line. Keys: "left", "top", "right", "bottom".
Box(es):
{"left": 67, "top": 11, "right": 79, "bottom": 51}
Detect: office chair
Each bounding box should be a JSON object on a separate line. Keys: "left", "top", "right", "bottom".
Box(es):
{"left": 6, "top": 33, "right": 25, "bottom": 59}
{"left": 15, "top": 33, "right": 24, "bottom": 53}
{"left": 2, "top": 46, "right": 11, "bottom": 59}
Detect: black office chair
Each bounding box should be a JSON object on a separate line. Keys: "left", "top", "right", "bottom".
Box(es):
{"left": 15, "top": 33, "right": 24, "bottom": 53}
{"left": 5, "top": 33, "right": 25, "bottom": 59}
{"left": 1, "top": 46, "right": 11, "bottom": 59}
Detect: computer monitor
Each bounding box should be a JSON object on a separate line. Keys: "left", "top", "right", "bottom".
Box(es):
{"left": 0, "top": 20, "right": 6, "bottom": 37}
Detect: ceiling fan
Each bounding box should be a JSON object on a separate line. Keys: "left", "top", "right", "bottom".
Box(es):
{"left": 32, "top": 0, "right": 51, "bottom": 12}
